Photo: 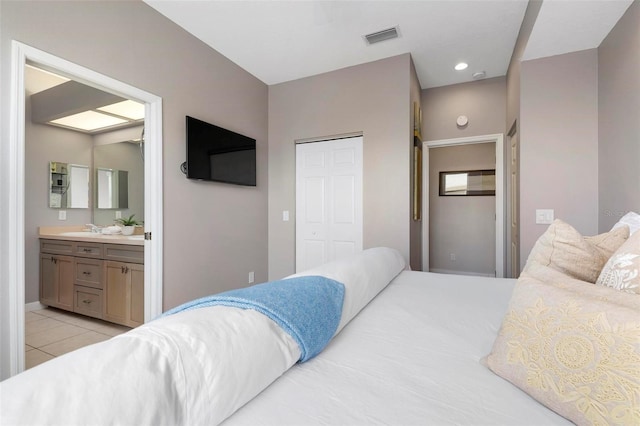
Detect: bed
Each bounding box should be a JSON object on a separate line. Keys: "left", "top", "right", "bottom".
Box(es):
{"left": 2, "top": 214, "right": 639, "bottom": 425}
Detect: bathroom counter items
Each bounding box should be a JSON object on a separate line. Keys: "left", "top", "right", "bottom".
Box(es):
{"left": 39, "top": 225, "right": 144, "bottom": 246}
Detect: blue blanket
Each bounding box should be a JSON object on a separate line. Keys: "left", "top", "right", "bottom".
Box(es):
{"left": 161, "top": 276, "right": 345, "bottom": 362}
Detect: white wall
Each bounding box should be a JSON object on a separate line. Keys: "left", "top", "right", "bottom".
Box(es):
{"left": 519, "top": 49, "right": 599, "bottom": 270}
{"left": 268, "top": 54, "right": 413, "bottom": 279}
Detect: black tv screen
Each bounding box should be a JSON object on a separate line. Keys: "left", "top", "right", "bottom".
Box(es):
{"left": 185, "top": 116, "right": 256, "bottom": 186}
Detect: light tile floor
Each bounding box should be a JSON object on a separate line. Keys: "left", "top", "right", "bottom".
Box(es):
{"left": 25, "top": 307, "right": 131, "bottom": 370}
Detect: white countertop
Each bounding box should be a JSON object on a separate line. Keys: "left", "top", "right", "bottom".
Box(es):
{"left": 39, "top": 226, "right": 145, "bottom": 246}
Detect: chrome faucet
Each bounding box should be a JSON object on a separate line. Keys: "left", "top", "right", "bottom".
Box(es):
{"left": 85, "top": 224, "right": 101, "bottom": 233}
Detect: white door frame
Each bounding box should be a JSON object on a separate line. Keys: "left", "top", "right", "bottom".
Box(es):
{"left": 6, "top": 41, "right": 163, "bottom": 376}
{"left": 295, "top": 135, "right": 363, "bottom": 272}
{"left": 422, "top": 134, "right": 504, "bottom": 277}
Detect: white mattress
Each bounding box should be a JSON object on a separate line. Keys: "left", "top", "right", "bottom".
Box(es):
{"left": 223, "top": 271, "right": 571, "bottom": 425}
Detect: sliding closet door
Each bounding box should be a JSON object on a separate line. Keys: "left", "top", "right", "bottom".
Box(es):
{"left": 295, "top": 136, "right": 363, "bottom": 272}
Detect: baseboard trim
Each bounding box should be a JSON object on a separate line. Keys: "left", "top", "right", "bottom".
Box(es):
{"left": 25, "top": 301, "right": 46, "bottom": 312}
{"left": 429, "top": 268, "right": 495, "bottom": 278}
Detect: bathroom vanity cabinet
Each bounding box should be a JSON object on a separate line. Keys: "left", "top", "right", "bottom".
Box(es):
{"left": 40, "top": 238, "right": 144, "bottom": 328}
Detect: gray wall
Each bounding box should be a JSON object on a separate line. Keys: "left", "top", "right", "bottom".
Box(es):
{"left": 25, "top": 100, "right": 93, "bottom": 304}
{"left": 268, "top": 54, "right": 413, "bottom": 279}
{"left": 421, "top": 77, "right": 506, "bottom": 141}
{"left": 429, "top": 143, "right": 496, "bottom": 276}
{"left": 598, "top": 0, "right": 640, "bottom": 230}
{"left": 520, "top": 49, "right": 599, "bottom": 270}
{"left": 1, "top": 0, "right": 269, "bottom": 377}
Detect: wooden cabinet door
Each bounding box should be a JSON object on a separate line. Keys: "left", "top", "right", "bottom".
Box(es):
{"left": 129, "top": 263, "right": 144, "bottom": 327}
{"left": 104, "top": 261, "right": 128, "bottom": 325}
{"left": 104, "top": 261, "right": 144, "bottom": 327}
{"left": 57, "top": 255, "right": 74, "bottom": 310}
{"left": 40, "top": 253, "right": 74, "bottom": 311}
{"left": 40, "top": 254, "right": 57, "bottom": 306}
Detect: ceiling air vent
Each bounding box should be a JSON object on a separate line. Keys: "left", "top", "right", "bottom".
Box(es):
{"left": 364, "top": 26, "right": 399, "bottom": 45}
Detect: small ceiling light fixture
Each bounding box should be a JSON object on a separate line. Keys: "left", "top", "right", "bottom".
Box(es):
{"left": 472, "top": 71, "right": 487, "bottom": 80}
{"left": 364, "top": 26, "right": 399, "bottom": 45}
{"left": 454, "top": 62, "right": 468, "bottom": 71}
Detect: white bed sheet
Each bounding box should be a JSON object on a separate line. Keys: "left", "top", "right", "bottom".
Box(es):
{"left": 224, "top": 271, "right": 572, "bottom": 425}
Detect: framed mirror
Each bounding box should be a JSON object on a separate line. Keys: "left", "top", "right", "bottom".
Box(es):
{"left": 49, "top": 161, "right": 89, "bottom": 208}
{"left": 439, "top": 169, "right": 495, "bottom": 196}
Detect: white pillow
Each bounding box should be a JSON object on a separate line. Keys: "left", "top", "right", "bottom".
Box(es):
{"left": 288, "top": 247, "right": 406, "bottom": 335}
{"left": 612, "top": 211, "right": 640, "bottom": 235}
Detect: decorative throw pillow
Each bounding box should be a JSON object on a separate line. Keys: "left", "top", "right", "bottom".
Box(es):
{"left": 487, "top": 269, "right": 640, "bottom": 426}
{"left": 522, "top": 219, "right": 629, "bottom": 283}
{"left": 596, "top": 230, "right": 640, "bottom": 294}
{"left": 612, "top": 211, "right": 640, "bottom": 235}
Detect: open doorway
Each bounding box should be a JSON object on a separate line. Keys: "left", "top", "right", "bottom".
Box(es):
{"left": 421, "top": 134, "right": 504, "bottom": 277}
{"left": 7, "top": 41, "right": 163, "bottom": 376}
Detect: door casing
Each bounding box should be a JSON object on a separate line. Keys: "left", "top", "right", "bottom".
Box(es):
{"left": 295, "top": 136, "right": 363, "bottom": 272}
{"left": 5, "top": 41, "right": 163, "bottom": 377}
{"left": 422, "top": 134, "right": 505, "bottom": 277}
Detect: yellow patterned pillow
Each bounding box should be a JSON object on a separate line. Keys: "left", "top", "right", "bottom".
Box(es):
{"left": 523, "top": 219, "right": 629, "bottom": 283}
{"left": 596, "top": 230, "right": 640, "bottom": 294}
{"left": 487, "top": 268, "right": 640, "bottom": 425}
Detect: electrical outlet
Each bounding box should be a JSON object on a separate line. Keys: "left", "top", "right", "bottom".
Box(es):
{"left": 282, "top": 210, "right": 289, "bottom": 222}
{"left": 58, "top": 210, "right": 67, "bottom": 221}
{"left": 115, "top": 211, "right": 122, "bottom": 219}
{"left": 248, "top": 271, "right": 255, "bottom": 284}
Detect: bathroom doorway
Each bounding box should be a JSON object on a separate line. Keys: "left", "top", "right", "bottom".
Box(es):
{"left": 7, "top": 41, "right": 164, "bottom": 376}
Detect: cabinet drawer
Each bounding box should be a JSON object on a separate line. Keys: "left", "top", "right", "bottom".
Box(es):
{"left": 73, "top": 242, "right": 103, "bottom": 259}
{"left": 74, "top": 258, "right": 103, "bottom": 289}
{"left": 104, "top": 244, "right": 144, "bottom": 264}
{"left": 74, "top": 286, "right": 103, "bottom": 319}
{"left": 40, "top": 239, "right": 74, "bottom": 255}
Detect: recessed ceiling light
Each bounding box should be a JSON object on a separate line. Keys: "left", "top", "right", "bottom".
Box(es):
{"left": 97, "top": 100, "right": 145, "bottom": 120}
{"left": 454, "top": 62, "right": 468, "bottom": 71}
{"left": 50, "top": 110, "right": 128, "bottom": 131}
{"left": 472, "top": 71, "right": 487, "bottom": 80}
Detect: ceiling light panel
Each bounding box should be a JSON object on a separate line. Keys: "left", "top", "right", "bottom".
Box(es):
{"left": 50, "top": 111, "right": 128, "bottom": 131}
{"left": 97, "top": 100, "right": 145, "bottom": 120}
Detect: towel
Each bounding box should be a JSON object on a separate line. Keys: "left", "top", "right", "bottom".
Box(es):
{"left": 162, "top": 276, "right": 345, "bottom": 362}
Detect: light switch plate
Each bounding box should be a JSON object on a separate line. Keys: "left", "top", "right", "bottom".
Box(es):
{"left": 58, "top": 210, "right": 67, "bottom": 221}
{"left": 536, "top": 209, "right": 554, "bottom": 224}
{"left": 283, "top": 210, "right": 290, "bottom": 222}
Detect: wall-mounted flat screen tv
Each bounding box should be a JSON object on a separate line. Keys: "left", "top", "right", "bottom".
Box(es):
{"left": 185, "top": 116, "right": 256, "bottom": 186}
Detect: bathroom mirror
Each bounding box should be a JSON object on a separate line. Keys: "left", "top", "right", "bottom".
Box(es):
{"left": 93, "top": 140, "right": 144, "bottom": 225}
{"left": 49, "top": 161, "right": 90, "bottom": 208}
{"left": 96, "top": 168, "right": 129, "bottom": 209}
{"left": 439, "top": 169, "right": 496, "bottom": 196}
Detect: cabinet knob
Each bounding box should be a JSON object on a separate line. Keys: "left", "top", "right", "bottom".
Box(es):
{"left": 83, "top": 299, "right": 91, "bottom": 304}
{"left": 83, "top": 248, "right": 92, "bottom": 253}
{"left": 82, "top": 271, "right": 91, "bottom": 276}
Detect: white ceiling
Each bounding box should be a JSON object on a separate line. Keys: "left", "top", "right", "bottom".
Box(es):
{"left": 144, "top": 0, "right": 632, "bottom": 90}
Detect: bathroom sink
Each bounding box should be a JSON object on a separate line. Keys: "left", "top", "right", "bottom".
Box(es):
{"left": 58, "top": 231, "right": 98, "bottom": 237}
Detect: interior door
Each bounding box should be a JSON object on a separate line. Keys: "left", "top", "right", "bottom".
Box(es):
{"left": 295, "top": 136, "right": 363, "bottom": 272}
